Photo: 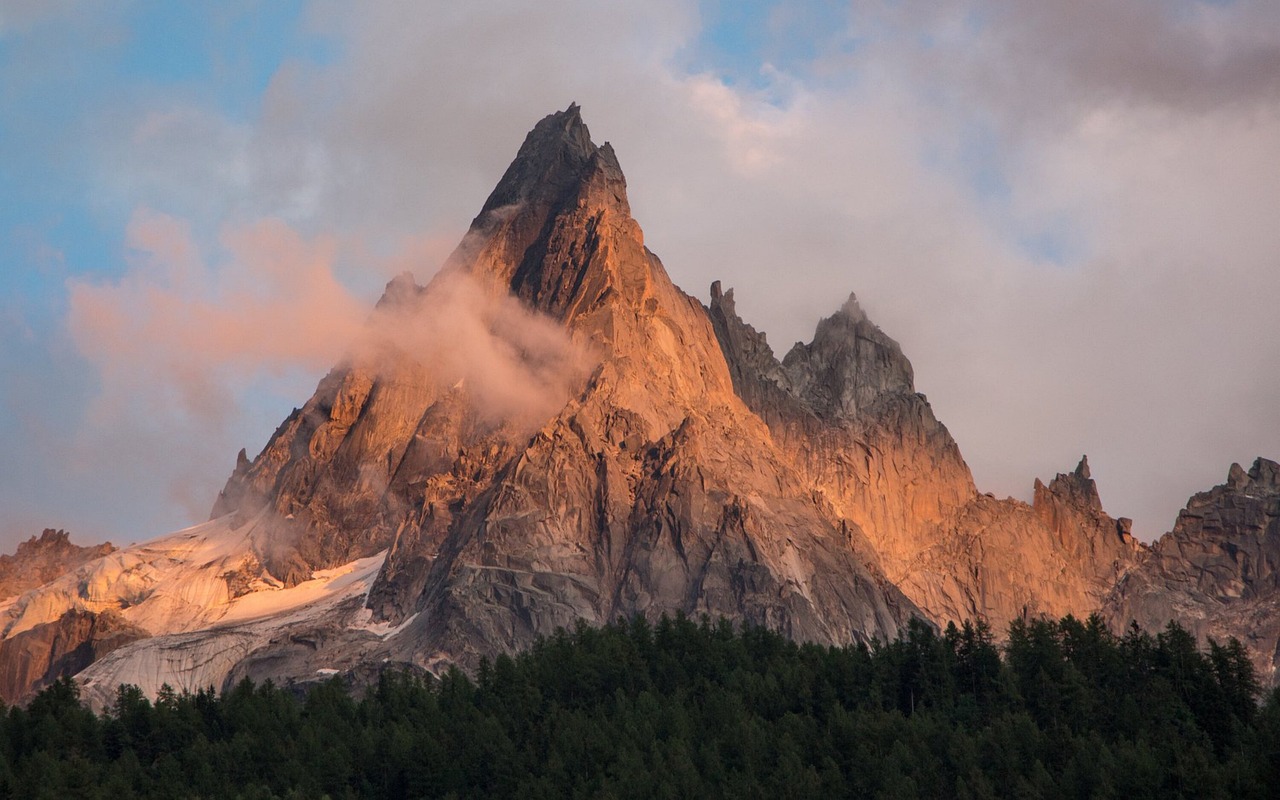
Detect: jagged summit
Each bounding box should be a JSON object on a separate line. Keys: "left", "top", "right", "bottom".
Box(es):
{"left": 443, "top": 103, "right": 654, "bottom": 331}
{"left": 1228, "top": 457, "right": 1280, "bottom": 491}
{"left": 205, "top": 104, "right": 919, "bottom": 675}
{"left": 475, "top": 103, "right": 625, "bottom": 220}
{"left": 1034, "top": 455, "right": 1104, "bottom": 514}
{"left": 0, "top": 529, "right": 115, "bottom": 602}
{"left": 836, "top": 292, "right": 870, "bottom": 325}
{"left": 781, "top": 293, "right": 915, "bottom": 420}
{"left": 480, "top": 104, "right": 594, "bottom": 211}
{"left": 1106, "top": 455, "right": 1280, "bottom": 683}
{"left": 375, "top": 270, "right": 422, "bottom": 309}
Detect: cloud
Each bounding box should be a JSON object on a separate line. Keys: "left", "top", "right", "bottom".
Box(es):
{"left": 62, "top": 205, "right": 590, "bottom": 531}
{"left": 358, "top": 263, "right": 593, "bottom": 431}
{"left": 67, "top": 209, "right": 369, "bottom": 423}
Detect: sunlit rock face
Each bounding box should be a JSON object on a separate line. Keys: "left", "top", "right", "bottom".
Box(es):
{"left": 707, "top": 282, "right": 1143, "bottom": 636}
{"left": 364, "top": 105, "right": 924, "bottom": 668}
{"left": 0, "top": 530, "right": 134, "bottom": 703}
{"left": 210, "top": 104, "right": 924, "bottom": 676}
{"left": 1105, "top": 458, "right": 1280, "bottom": 685}
{"left": 0, "top": 609, "right": 145, "bottom": 703}
{"left": 0, "top": 529, "right": 115, "bottom": 602}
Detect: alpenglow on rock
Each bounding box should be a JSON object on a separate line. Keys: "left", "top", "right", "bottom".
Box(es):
{"left": 0, "top": 105, "right": 1274, "bottom": 704}
{"left": 177, "top": 103, "right": 926, "bottom": 690}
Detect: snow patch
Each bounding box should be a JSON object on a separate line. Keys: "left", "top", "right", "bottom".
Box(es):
{"left": 351, "top": 609, "right": 420, "bottom": 640}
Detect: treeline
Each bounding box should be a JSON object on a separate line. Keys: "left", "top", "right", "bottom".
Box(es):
{"left": 1, "top": 614, "right": 1278, "bottom": 798}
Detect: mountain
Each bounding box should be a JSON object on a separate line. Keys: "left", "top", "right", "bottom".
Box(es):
{"left": 707, "top": 282, "right": 1143, "bottom": 635}
{"left": 233, "top": 102, "right": 923, "bottom": 676}
{"left": 0, "top": 530, "right": 130, "bottom": 701}
{"left": 1105, "top": 458, "right": 1280, "bottom": 684}
{"left": 0, "top": 105, "right": 1271, "bottom": 705}
{"left": 0, "top": 529, "right": 115, "bottom": 602}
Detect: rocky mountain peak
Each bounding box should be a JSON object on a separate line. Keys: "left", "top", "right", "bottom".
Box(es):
{"left": 1105, "top": 455, "right": 1280, "bottom": 683}
{"left": 1034, "top": 455, "right": 1104, "bottom": 515}
{"left": 836, "top": 292, "right": 870, "bottom": 325}
{"left": 706, "top": 281, "right": 791, "bottom": 416}
{"left": 1236, "top": 457, "right": 1280, "bottom": 492}
{"left": 375, "top": 271, "right": 423, "bottom": 309}
{"left": 211, "top": 104, "right": 736, "bottom": 594}
{"left": 0, "top": 529, "right": 116, "bottom": 602}
{"left": 779, "top": 294, "right": 915, "bottom": 421}
{"left": 440, "top": 103, "right": 665, "bottom": 340}
{"left": 476, "top": 103, "right": 609, "bottom": 217}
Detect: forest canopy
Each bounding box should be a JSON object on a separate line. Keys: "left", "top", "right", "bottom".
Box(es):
{"left": 2, "top": 614, "right": 1278, "bottom": 799}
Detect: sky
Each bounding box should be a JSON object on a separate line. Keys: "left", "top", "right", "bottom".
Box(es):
{"left": 1, "top": 0, "right": 1278, "bottom": 551}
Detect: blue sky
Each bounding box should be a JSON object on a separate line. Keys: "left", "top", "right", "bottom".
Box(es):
{"left": 1, "top": 0, "right": 1278, "bottom": 549}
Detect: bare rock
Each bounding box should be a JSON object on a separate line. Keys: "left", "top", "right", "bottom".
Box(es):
{"left": 207, "top": 105, "right": 924, "bottom": 680}
{"left": 706, "top": 277, "right": 1147, "bottom": 634}
{"left": 1105, "top": 457, "right": 1280, "bottom": 684}
{"left": 0, "top": 609, "right": 146, "bottom": 704}
{"left": 0, "top": 529, "right": 115, "bottom": 602}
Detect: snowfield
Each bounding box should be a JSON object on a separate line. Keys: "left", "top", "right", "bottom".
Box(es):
{"left": 0, "top": 514, "right": 389, "bottom": 708}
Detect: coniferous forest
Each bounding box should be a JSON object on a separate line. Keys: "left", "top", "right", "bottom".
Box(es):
{"left": 1, "top": 614, "right": 1278, "bottom": 799}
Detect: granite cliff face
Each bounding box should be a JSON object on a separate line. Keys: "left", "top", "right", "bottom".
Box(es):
{"left": 1105, "top": 458, "right": 1280, "bottom": 684}
{"left": 707, "top": 283, "right": 1142, "bottom": 635}
{"left": 1, "top": 105, "right": 1274, "bottom": 703}
{"left": 0, "top": 609, "right": 145, "bottom": 703}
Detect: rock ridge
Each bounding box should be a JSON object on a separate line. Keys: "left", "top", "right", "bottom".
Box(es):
{"left": 0, "top": 529, "right": 116, "bottom": 602}
{"left": 1105, "top": 457, "right": 1280, "bottom": 683}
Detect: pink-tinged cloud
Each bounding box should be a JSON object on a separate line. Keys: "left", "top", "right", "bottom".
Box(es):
{"left": 67, "top": 209, "right": 370, "bottom": 424}
{"left": 60, "top": 207, "right": 589, "bottom": 533}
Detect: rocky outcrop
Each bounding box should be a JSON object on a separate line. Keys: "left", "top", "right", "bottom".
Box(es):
{"left": 707, "top": 284, "right": 973, "bottom": 570}
{"left": 0, "top": 529, "right": 115, "bottom": 601}
{"left": 1033, "top": 456, "right": 1142, "bottom": 590}
{"left": 208, "top": 326, "right": 437, "bottom": 586}
{"left": 1105, "top": 458, "right": 1280, "bottom": 684}
{"left": 0, "top": 609, "right": 146, "bottom": 704}
{"left": 707, "top": 282, "right": 1142, "bottom": 635}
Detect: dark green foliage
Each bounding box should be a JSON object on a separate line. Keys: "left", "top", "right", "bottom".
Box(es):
{"left": 0, "top": 614, "right": 1276, "bottom": 798}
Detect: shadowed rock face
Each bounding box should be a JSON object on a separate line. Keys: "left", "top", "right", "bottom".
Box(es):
{"left": 1105, "top": 458, "right": 1280, "bottom": 684}
{"left": 0, "top": 609, "right": 146, "bottom": 704}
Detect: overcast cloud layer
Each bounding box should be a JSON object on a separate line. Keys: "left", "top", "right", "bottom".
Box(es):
{"left": 1, "top": 0, "right": 1278, "bottom": 548}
